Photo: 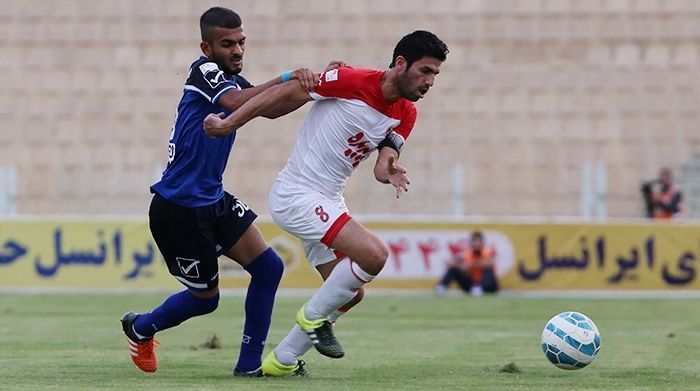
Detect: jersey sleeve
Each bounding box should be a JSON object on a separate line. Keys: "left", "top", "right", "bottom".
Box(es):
{"left": 184, "top": 60, "right": 240, "bottom": 104}
{"left": 234, "top": 74, "right": 254, "bottom": 89}
{"left": 378, "top": 103, "right": 416, "bottom": 154}
{"left": 310, "top": 66, "right": 362, "bottom": 101}
{"left": 392, "top": 102, "right": 417, "bottom": 141}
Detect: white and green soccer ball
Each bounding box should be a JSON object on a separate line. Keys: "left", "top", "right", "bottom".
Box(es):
{"left": 541, "top": 311, "right": 601, "bottom": 370}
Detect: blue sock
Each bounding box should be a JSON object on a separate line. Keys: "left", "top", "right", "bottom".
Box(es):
{"left": 133, "top": 289, "right": 219, "bottom": 338}
{"left": 235, "top": 247, "right": 284, "bottom": 372}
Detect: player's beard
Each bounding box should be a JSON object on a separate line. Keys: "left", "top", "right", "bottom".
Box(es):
{"left": 212, "top": 52, "right": 243, "bottom": 75}
{"left": 227, "top": 56, "right": 243, "bottom": 74}
{"left": 397, "top": 71, "right": 420, "bottom": 102}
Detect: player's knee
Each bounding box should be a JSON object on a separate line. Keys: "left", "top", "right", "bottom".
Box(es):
{"left": 247, "top": 247, "right": 284, "bottom": 287}
{"left": 368, "top": 240, "right": 389, "bottom": 267}
{"left": 202, "top": 293, "right": 220, "bottom": 314}
{"left": 192, "top": 290, "right": 220, "bottom": 315}
{"left": 356, "top": 245, "right": 387, "bottom": 276}
{"left": 267, "top": 250, "right": 285, "bottom": 281}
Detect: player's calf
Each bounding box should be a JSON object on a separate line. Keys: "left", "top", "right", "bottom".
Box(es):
{"left": 329, "top": 287, "right": 364, "bottom": 322}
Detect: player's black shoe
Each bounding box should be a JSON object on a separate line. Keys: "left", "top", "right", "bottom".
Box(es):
{"left": 292, "top": 360, "right": 309, "bottom": 377}
{"left": 296, "top": 305, "right": 345, "bottom": 359}
{"left": 233, "top": 367, "right": 263, "bottom": 377}
{"left": 121, "top": 312, "right": 144, "bottom": 343}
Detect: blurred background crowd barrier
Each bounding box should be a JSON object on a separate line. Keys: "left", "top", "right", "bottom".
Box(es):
{"left": 2, "top": 1, "right": 700, "bottom": 291}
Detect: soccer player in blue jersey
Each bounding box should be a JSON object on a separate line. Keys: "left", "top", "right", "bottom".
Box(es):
{"left": 119, "top": 7, "right": 331, "bottom": 377}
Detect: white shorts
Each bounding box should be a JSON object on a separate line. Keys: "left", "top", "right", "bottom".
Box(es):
{"left": 269, "top": 180, "right": 351, "bottom": 267}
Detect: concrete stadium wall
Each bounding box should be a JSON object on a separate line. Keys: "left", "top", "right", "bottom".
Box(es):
{"left": 1, "top": 0, "right": 699, "bottom": 217}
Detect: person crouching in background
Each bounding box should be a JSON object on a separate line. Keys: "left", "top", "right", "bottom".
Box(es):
{"left": 435, "top": 231, "right": 498, "bottom": 296}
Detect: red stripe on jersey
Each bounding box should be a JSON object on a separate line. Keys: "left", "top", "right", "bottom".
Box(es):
{"left": 314, "top": 66, "right": 417, "bottom": 140}
{"left": 320, "top": 212, "right": 352, "bottom": 246}
{"left": 390, "top": 102, "right": 416, "bottom": 141}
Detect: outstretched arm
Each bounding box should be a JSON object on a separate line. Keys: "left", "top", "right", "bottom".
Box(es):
{"left": 216, "top": 68, "right": 317, "bottom": 113}
{"left": 216, "top": 60, "right": 345, "bottom": 115}
{"left": 204, "top": 79, "right": 315, "bottom": 137}
{"left": 259, "top": 98, "right": 310, "bottom": 119}
{"left": 231, "top": 61, "right": 347, "bottom": 119}
{"left": 374, "top": 147, "right": 411, "bottom": 199}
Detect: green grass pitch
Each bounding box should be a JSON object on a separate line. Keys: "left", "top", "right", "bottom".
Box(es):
{"left": 1, "top": 292, "right": 699, "bottom": 390}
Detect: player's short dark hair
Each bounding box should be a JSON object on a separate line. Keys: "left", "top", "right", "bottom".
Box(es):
{"left": 471, "top": 231, "right": 483, "bottom": 241}
{"left": 390, "top": 30, "right": 449, "bottom": 69}
{"left": 200, "top": 7, "right": 242, "bottom": 42}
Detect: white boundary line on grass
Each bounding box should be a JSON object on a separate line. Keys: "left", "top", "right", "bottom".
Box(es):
{"left": 2, "top": 287, "right": 700, "bottom": 299}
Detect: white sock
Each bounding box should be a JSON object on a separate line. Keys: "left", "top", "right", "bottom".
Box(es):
{"left": 275, "top": 260, "right": 372, "bottom": 366}
{"left": 328, "top": 309, "right": 344, "bottom": 322}
{"left": 304, "top": 258, "right": 374, "bottom": 320}
{"left": 274, "top": 324, "right": 313, "bottom": 366}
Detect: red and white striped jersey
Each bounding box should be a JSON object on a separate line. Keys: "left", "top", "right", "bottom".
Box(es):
{"left": 276, "top": 66, "right": 417, "bottom": 199}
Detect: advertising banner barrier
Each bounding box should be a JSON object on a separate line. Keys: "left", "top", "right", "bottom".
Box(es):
{"left": 1, "top": 219, "right": 698, "bottom": 290}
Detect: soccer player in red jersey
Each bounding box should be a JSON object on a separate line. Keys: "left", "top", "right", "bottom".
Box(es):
{"left": 204, "top": 30, "right": 448, "bottom": 376}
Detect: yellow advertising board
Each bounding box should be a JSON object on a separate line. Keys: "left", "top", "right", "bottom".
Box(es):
{"left": 1, "top": 219, "right": 698, "bottom": 290}
{"left": 0, "top": 219, "right": 316, "bottom": 290}
{"left": 0, "top": 220, "right": 176, "bottom": 289}
{"left": 362, "top": 221, "right": 700, "bottom": 290}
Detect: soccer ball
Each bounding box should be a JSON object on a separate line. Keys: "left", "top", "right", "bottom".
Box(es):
{"left": 541, "top": 311, "right": 601, "bottom": 370}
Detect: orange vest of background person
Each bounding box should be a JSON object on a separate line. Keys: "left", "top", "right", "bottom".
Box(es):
{"left": 461, "top": 246, "right": 496, "bottom": 284}
{"left": 652, "top": 186, "right": 683, "bottom": 219}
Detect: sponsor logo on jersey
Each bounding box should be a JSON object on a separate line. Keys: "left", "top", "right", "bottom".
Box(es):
{"left": 198, "top": 62, "right": 219, "bottom": 74}
{"left": 199, "top": 62, "right": 228, "bottom": 89}
{"left": 344, "top": 131, "right": 374, "bottom": 168}
{"left": 325, "top": 68, "right": 339, "bottom": 82}
{"left": 205, "top": 70, "right": 227, "bottom": 89}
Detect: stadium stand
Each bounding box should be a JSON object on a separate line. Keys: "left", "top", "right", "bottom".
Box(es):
{"left": 0, "top": 0, "right": 699, "bottom": 217}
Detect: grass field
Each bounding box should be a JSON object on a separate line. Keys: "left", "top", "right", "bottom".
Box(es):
{"left": 1, "top": 292, "right": 699, "bottom": 391}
